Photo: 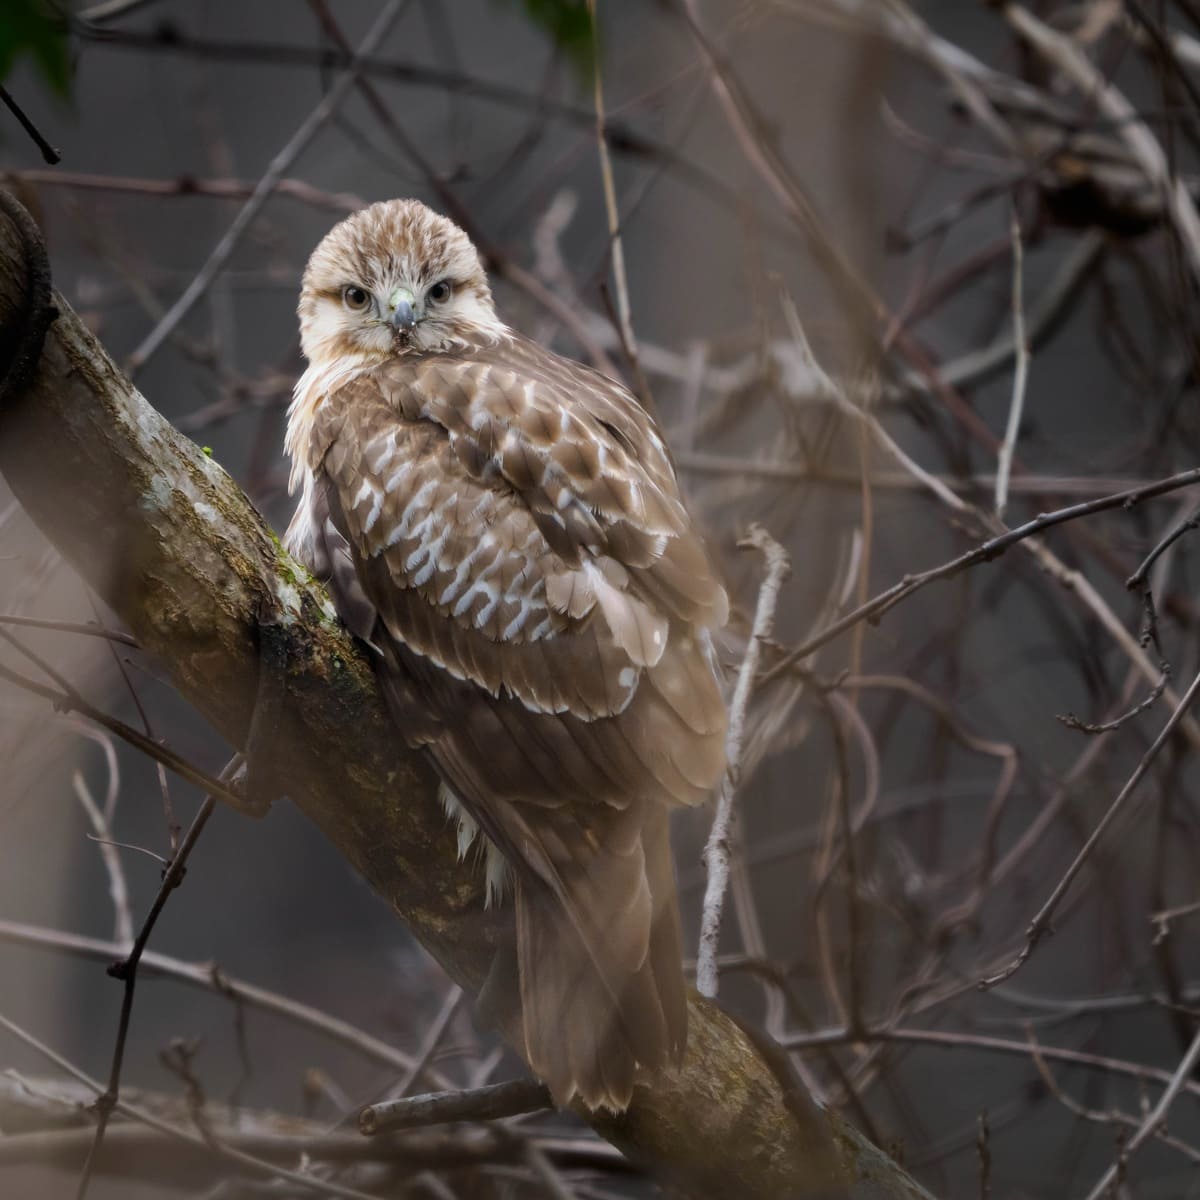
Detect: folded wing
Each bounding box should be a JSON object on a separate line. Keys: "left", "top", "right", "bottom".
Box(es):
{"left": 292, "top": 336, "right": 728, "bottom": 1109}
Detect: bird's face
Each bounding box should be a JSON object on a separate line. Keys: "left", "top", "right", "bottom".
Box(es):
{"left": 298, "top": 199, "right": 504, "bottom": 365}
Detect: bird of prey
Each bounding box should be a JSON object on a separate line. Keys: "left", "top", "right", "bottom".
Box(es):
{"left": 284, "top": 198, "right": 728, "bottom": 1111}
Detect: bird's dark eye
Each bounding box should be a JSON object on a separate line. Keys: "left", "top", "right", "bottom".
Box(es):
{"left": 343, "top": 285, "right": 370, "bottom": 310}
{"left": 428, "top": 279, "right": 452, "bottom": 303}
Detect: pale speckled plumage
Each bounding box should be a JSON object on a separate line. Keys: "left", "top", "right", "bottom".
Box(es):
{"left": 284, "top": 198, "right": 728, "bottom": 1111}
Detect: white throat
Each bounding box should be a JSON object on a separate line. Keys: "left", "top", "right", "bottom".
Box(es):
{"left": 284, "top": 356, "right": 376, "bottom": 495}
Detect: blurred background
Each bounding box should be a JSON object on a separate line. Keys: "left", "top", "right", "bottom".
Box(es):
{"left": 2, "top": 1, "right": 1200, "bottom": 1196}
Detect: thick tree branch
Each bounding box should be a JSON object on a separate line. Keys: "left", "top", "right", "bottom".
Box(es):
{"left": 0, "top": 196, "right": 932, "bottom": 1199}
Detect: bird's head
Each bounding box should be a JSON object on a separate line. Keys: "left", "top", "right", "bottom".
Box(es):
{"left": 298, "top": 198, "right": 504, "bottom": 365}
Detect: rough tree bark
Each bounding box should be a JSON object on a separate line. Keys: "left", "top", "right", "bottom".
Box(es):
{"left": 0, "top": 197, "right": 934, "bottom": 1200}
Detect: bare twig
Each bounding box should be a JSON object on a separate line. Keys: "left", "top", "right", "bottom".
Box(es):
{"left": 77, "top": 0, "right": 162, "bottom": 16}
{"left": 980, "top": 665, "right": 1200, "bottom": 990}
{"left": 976, "top": 1110, "right": 990, "bottom": 1200}
{"left": 0, "top": 85, "right": 60, "bottom": 165}
{"left": 780, "top": 1023, "right": 1200, "bottom": 1099}
{"left": 1027, "top": 1029, "right": 1200, "bottom": 1165}
{"left": 394, "top": 985, "right": 464, "bottom": 1100}
{"left": 6, "top": 167, "right": 366, "bottom": 213}
{"left": 72, "top": 771, "right": 133, "bottom": 948}
{"left": 1056, "top": 669, "right": 1169, "bottom": 735}
{"left": 1151, "top": 894, "right": 1200, "bottom": 945}
{"left": 994, "top": 206, "right": 1029, "bottom": 519}
{"left": 1128, "top": 501, "right": 1200, "bottom": 588}
{"left": 0, "top": 613, "right": 137, "bottom": 646}
{"left": 336, "top": 984, "right": 466, "bottom": 1139}
{"left": 585, "top": 0, "right": 647, "bottom": 405}
{"left": 697, "top": 525, "right": 790, "bottom": 999}
{"left": 75, "top": 793, "right": 219, "bottom": 1200}
{"left": 0, "top": 919, "right": 450, "bottom": 1086}
{"left": 897, "top": 232, "right": 1104, "bottom": 397}
{"left": 359, "top": 1079, "right": 553, "bottom": 1136}
{"left": 0, "top": 652, "right": 243, "bottom": 809}
{"left": 0, "top": 1015, "right": 419, "bottom": 1199}
{"left": 763, "top": 467, "right": 1200, "bottom": 682}
{"left": 1081, "top": 1025, "right": 1200, "bottom": 1199}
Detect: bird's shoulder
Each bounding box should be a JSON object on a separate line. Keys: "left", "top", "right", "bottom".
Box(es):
{"left": 304, "top": 334, "right": 727, "bottom": 715}
{"left": 327, "top": 334, "right": 686, "bottom": 546}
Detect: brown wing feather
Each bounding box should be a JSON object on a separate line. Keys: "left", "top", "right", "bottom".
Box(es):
{"left": 296, "top": 336, "right": 727, "bottom": 1109}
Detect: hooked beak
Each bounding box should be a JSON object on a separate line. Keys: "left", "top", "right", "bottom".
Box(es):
{"left": 387, "top": 287, "right": 418, "bottom": 332}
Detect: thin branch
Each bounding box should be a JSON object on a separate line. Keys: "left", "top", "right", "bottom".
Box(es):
{"left": 763, "top": 467, "right": 1200, "bottom": 682}
{"left": 0, "top": 919, "right": 449, "bottom": 1086}
{"left": 0, "top": 1014, "right": 413, "bottom": 1199}
{"left": 994, "top": 206, "right": 1029, "bottom": 519}
{"left": 1127, "top": 501, "right": 1200, "bottom": 588}
{"left": 0, "top": 652, "right": 243, "bottom": 809}
{"left": 898, "top": 232, "right": 1104, "bottom": 397}
{"left": 1023, "top": 1024, "right": 1200, "bottom": 1164}
{"left": 88, "top": 584, "right": 178, "bottom": 848}
{"left": 393, "top": 985, "right": 464, "bottom": 1101}
{"left": 72, "top": 19, "right": 804, "bottom": 253}
{"left": 586, "top": 0, "right": 648, "bottom": 406}
{"left": 83, "top": 837, "right": 167, "bottom": 866}
{"left": 776, "top": 290, "right": 965, "bottom": 514}
{"left": 360, "top": 1079, "right": 553, "bottom": 1136}
{"left": 75, "top": 794, "right": 218, "bottom": 1200}
{"left": 1082, "top": 1025, "right": 1200, "bottom": 1199}
{"left": 975, "top": 1112, "right": 991, "bottom": 1200}
{"left": 1055, "top": 668, "right": 1169, "bottom": 736}
{"left": 0, "top": 85, "right": 60, "bottom": 165}
{"left": 676, "top": 457, "right": 1169, "bottom": 497}
{"left": 0, "top": 1087, "right": 615, "bottom": 1173}
{"left": 980, "top": 664, "right": 1200, "bottom": 990}
{"left": 0, "top": 613, "right": 137, "bottom": 646}
{"left": 780, "top": 1023, "right": 1200, "bottom": 1100}
{"left": 72, "top": 771, "right": 133, "bottom": 948}
{"left": 1151, "top": 896, "right": 1200, "bottom": 944}
{"left": 6, "top": 168, "right": 366, "bottom": 214}
{"left": 697, "top": 525, "right": 790, "bottom": 999}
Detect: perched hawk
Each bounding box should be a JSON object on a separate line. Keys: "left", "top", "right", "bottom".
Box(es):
{"left": 284, "top": 198, "right": 728, "bottom": 1110}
